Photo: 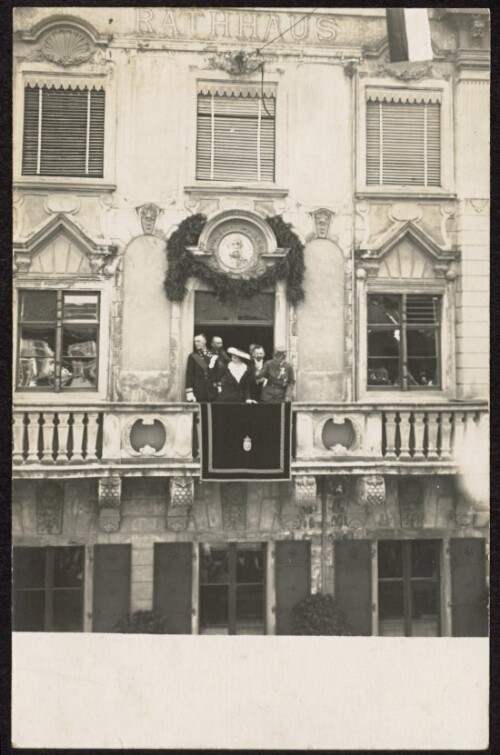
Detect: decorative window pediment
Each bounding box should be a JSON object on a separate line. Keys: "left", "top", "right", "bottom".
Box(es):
{"left": 355, "top": 221, "right": 459, "bottom": 280}
{"left": 14, "top": 213, "right": 118, "bottom": 278}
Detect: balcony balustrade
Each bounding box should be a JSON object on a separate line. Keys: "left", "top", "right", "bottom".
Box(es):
{"left": 12, "top": 401, "right": 488, "bottom": 475}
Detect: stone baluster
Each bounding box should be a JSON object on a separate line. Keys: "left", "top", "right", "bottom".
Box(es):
{"left": 426, "top": 411, "right": 440, "bottom": 461}
{"left": 40, "top": 412, "right": 56, "bottom": 463}
{"left": 26, "top": 412, "right": 40, "bottom": 462}
{"left": 12, "top": 412, "right": 26, "bottom": 463}
{"left": 440, "top": 411, "right": 453, "bottom": 460}
{"left": 56, "top": 412, "right": 71, "bottom": 462}
{"left": 412, "top": 412, "right": 426, "bottom": 460}
{"left": 71, "top": 412, "right": 86, "bottom": 461}
{"left": 398, "top": 411, "right": 412, "bottom": 460}
{"left": 86, "top": 412, "right": 100, "bottom": 460}
{"left": 383, "top": 412, "right": 397, "bottom": 459}
{"left": 451, "top": 411, "right": 465, "bottom": 459}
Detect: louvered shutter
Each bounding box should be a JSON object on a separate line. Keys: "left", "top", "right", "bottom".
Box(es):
{"left": 22, "top": 85, "right": 105, "bottom": 178}
{"left": 366, "top": 99, "right": 441, "bottom": 187}
{"left": 196, "top": 91, "right": 275, "bottom": 182}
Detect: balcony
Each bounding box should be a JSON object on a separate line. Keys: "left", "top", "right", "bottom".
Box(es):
{"left": 12, "top": 400, "right": 488, "bottom": 478}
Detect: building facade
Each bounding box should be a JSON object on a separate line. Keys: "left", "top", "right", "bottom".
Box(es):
{"left": 12, "top": 7, "right": 489, "bottom": 636}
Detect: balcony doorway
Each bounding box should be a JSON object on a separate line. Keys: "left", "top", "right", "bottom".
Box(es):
{"left": 194, "top": 291, "right": 275, "bottom": 360}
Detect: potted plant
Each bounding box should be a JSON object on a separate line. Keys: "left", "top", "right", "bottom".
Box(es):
{"left": 292, "top": 593, "right": 352, "bottom": 636}
{"left": 115, "top": 610, "right": 168, "bottom": 634}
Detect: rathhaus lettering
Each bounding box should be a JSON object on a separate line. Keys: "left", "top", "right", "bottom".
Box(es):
{"left": 136, "top": 9, "right": 338, "bottom": 44}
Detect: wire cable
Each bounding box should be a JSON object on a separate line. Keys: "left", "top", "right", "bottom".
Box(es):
{"left": 256, "top": 7, "right": 320, "bottom": 53}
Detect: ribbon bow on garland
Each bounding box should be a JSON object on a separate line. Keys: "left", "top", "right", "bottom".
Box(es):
{"left": 164, "top": 214, "right": 305, "bottom": 305}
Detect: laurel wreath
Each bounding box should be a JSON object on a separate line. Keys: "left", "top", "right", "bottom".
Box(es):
{"left": 164, "top": 213, "right": 305, "bottom": 305}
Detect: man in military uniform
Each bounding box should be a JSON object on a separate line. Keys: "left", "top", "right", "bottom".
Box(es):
{"left": 260, "top": 347, "right": 295, "bottom": 403}
{"left": 185, "top": 333, "right": 218, "bottom": 403}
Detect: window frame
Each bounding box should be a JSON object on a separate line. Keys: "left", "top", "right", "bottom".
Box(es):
{"left": 357, "top": 78, "right": 454, "bottom": 197}
{"left": 22, "top": 84, "right": 106, "bottom": 179}
{"left": 186, "top": 71, "right": 287, "bottom": 192}
{"left": 17, "top": 288, "right": 101, "bottom": 394}
{"left": 198, "top": 542, "right": 267, "bottom": 635}
{"left": 13, "top": 280, "right": 112, "bottom": 403}
{"left": 13, "top": 545, "right": 85, "bottom": 632}
{"left": 377, "top": 539, "right": 442, "bottom": 638}
{"left": 366, "top": 292, "right": 442, "bottom": 392}
{"left": 357, "top": 278, "right": 455, "bottom": 401}
{"left": 195, "top": 88, "right": 276, "bottom": 184}
{"left": 13, "top": 64, "right": 116, "bottom": 190}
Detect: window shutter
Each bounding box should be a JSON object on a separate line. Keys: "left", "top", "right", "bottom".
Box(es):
{"left": 93, "top": 544, "right": 131, "bottom": 633}
{"left": 22, "top": 86, "right": 105, "bottom": 178}
{"left": 366, "top": 99, "right": 441, "bottom": 187}
{"left": 196, "top": 90, "right": 275, "bottom": 182}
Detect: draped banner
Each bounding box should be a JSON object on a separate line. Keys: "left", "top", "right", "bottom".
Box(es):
{"left": 200, "top": 402, "right": 292, "bottom": 481}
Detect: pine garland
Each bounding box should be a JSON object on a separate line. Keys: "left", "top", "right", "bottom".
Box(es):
{"left": 164, "top": 213, "right": 305, "bottom": 305}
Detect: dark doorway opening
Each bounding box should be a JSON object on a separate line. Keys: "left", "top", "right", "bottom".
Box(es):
{"left": 194, "top": 291, "right": 275, "bottom": 360}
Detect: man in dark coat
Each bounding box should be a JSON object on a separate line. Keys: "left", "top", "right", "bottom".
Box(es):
{"left": 260, "top": 347, "right": 295, "bottom": 403}
{"left": 185, "top": 333, "right": 218, "bottom": 403}
{"left": 210, "top": 335, "right": 229, "bottom": 373}
{"left": 249, "top": 344, "right": 266, "bottom": 401}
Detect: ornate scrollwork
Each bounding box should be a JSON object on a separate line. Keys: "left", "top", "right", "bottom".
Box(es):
{"left": 206, "top": 50, "right": 264, "bottom": 76}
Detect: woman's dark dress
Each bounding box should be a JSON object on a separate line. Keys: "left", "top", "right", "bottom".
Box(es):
{"left": 216, "top": 364, "right": 253, "bottom": 402}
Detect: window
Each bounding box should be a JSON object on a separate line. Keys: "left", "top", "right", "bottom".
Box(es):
{"left": 18, "top": 290, "right": 99, "bottom": 391}
{"left": 196, "top": 83, "right": 275, "bottom": 182}
{"left": 13, "top": 546, "right": 84, "bottom": 631}
{"left": 367, "top": 294, "right": 441, "bottom": 389}
{"left": 22, "top": 84, "right": 105, "bottom": 177}
{"left": 366, "top": 89, "right": 441, "bottom": 187}
{"left": 199, "top": 543, "right": 265, "bottom": 634}
{"left": 378, "top": 540, "right": 441, "bottom": 637}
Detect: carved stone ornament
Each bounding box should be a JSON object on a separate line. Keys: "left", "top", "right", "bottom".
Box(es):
{"left": 356, "top": 475, "right": 385, "bottom": 507}
{"left": 280, "top": 501, "right": 302, "bottom": 530}
{"left": 207, "top": 50, "right": 264, "bottom": 76}
{"left": 36, "top": 481, "right": 63, "bottom": 535}
{"left": 166, "top": 477, "right": 193, "bottom": 531}
{"left": 221, "top": 482, "right": 247, "bottom": 530}
{"left": 98, "top": 477, "right": 122, "bottom": 533}
{"left": 355, "top": 221, "right": 460, "bottom": 281}
{"left": 294, "top": 475, "right": 317, "bottom": 508}
{"left": 326, "top": 477, "right": 348, "bottom": 528}
{"left": 345, "top": 500, "right": 367, "bottom": 529}
{"left": 370, "top": 61, "right": 437, "bottom": 81}
{"left": 312, "top": 208, "right": 333, "bottom": 239}
{"left": 137, "top": 203, "right": 163, "bottom": 235}
{"left": 28, "top": 28, "right": 97, "bottom": 67}
{"left": 399, "top": 479, "right": 424, "bottom": 529}
{"left": 13, "top": 213, "right": 119, "bottom": 279}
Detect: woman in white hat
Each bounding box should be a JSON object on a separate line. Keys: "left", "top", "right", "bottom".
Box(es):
{"left": 216, "top": 347, "right": 256, "bottom": 403}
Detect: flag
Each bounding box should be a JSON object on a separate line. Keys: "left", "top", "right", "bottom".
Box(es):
{"left": 386, "top": 8, "right": 433, "bottom": 63}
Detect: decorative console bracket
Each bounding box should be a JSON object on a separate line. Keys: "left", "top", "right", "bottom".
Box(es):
{"left": 167, "top": 477, "right": 194, "bottom": 532}
{"left": 356, "top": 475, "right": 385, "bottom": 507}
{"left": 294, "top": 475, "right": 317, "bottom": 508}
{"left": 98, "top": 477, "right": 122, "bottom": 533}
